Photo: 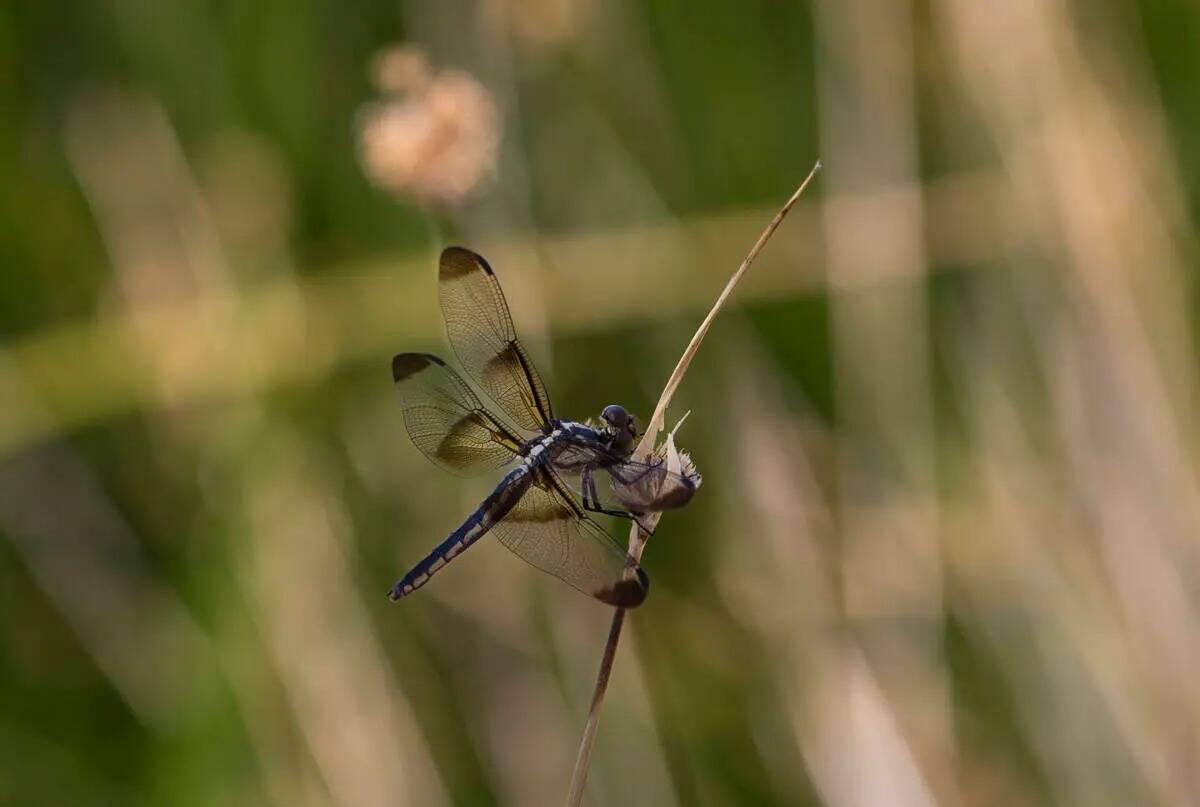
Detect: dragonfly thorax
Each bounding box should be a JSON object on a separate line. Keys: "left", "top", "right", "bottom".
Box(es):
{"left": 519, "top": 428, "right": 565, "bottom": 462}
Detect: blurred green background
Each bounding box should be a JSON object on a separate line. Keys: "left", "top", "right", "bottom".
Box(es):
{"left": 4, "top": 1, "right": 1200, "bottom": 805}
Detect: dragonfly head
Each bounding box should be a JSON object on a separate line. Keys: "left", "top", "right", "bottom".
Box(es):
{"left": 600, "top": 404, "right": 638, "bottom": 456}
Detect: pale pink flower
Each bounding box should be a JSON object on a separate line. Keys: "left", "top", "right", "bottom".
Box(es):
{"left": 358, "top": 50, "right": 500, "bottom": 206}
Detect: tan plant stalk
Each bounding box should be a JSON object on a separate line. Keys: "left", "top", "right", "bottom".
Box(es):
{"left": 564, "top": 159, "right": 822, "bottom": 806}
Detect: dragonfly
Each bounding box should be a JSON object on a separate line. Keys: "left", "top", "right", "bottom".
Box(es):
{"left": 389, "top": 247, "right": 699, "bottom": 608}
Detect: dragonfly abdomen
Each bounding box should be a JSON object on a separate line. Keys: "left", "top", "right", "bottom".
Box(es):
{"left": 389, "top": 466, "right": 533, "bottom": 601}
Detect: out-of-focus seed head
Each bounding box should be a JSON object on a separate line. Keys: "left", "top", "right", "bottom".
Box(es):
{"left": 357, "top": 46, "right": 500, "bottom": 206}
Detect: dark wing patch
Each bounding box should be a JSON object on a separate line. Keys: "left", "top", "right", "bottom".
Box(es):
{"left": 438, "top": 247, "right": 555, "bottom": 432}
{"left": 392, "top": 352, "right": 523, "bottom": 476}
{"left": 491, "top": 470, "right": 649, "bottom": 607}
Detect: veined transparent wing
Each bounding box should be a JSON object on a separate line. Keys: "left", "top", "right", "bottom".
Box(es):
{"left": 392, "top": 352, "right": 524, "bottom": 476}
{"left": 438, "top": 247, "right": 555, "bottom": 432}
{"left": 491, "top": 469, "right": 649, "bottom": 607}
{"left": 553, "top": 444, "right": 700, "bottom": 514}
{"left": 606, "top": 456, "right": 700, "bottom": 512}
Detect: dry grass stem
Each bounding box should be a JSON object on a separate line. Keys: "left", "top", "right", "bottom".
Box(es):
{"left": 564, "top": 159, "right": 822, "bottom": 807}
{"left": 635, "top": 159, "right": 823, "bottom": 455}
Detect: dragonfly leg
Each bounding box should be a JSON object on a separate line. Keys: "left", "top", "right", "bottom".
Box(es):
{"left": 580, "top": 469, "right": 656, "bottom": 535}
{"left": 580, "top": 466, "right": 597, "bottom": 509}
{"left": 586, "top": 504, "right": 656, "bottom": 536}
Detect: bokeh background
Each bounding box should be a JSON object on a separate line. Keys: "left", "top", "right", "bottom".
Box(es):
{"left": 3, "top": 1, "right": 1200, "bottom": 805}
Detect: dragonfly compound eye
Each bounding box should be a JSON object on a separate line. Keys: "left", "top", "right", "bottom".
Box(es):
{"left": 600, "top": 404, "right": 631, "bottom": 429}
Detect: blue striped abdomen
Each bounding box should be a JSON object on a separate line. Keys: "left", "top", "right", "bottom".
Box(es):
{"left": 389, "top": 466, "right": 532, "bottom": 601}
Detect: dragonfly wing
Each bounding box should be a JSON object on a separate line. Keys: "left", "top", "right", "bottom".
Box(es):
{"left": 491, "top": 469, "right": 649, "bottom": 607}
{"left": 438, "top": 247, "right": 555, "bottom": 432}
{"left": 606, "top": 456, "right": 700, "bottom": 512}
{"left": 553, "top": 443, "right": 700, "bottom": 513}
{"left": 392, "top": 352, "right": 524, "bottom": 476}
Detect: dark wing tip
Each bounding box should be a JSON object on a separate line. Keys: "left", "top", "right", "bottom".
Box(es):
{"left": 440, "top": 246, "right": 494, "bottom": 277}
{"left": 441, "top": 245, "right": 474, "bottom": 259}
{"left": 392, "top": 352, "right": 445, "bottom": 382}
{"left": 596, "top": 567, "right": 650, "bottom": 608}
{"left": 656, "top": 477, "right": 698, "bottom": 510}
